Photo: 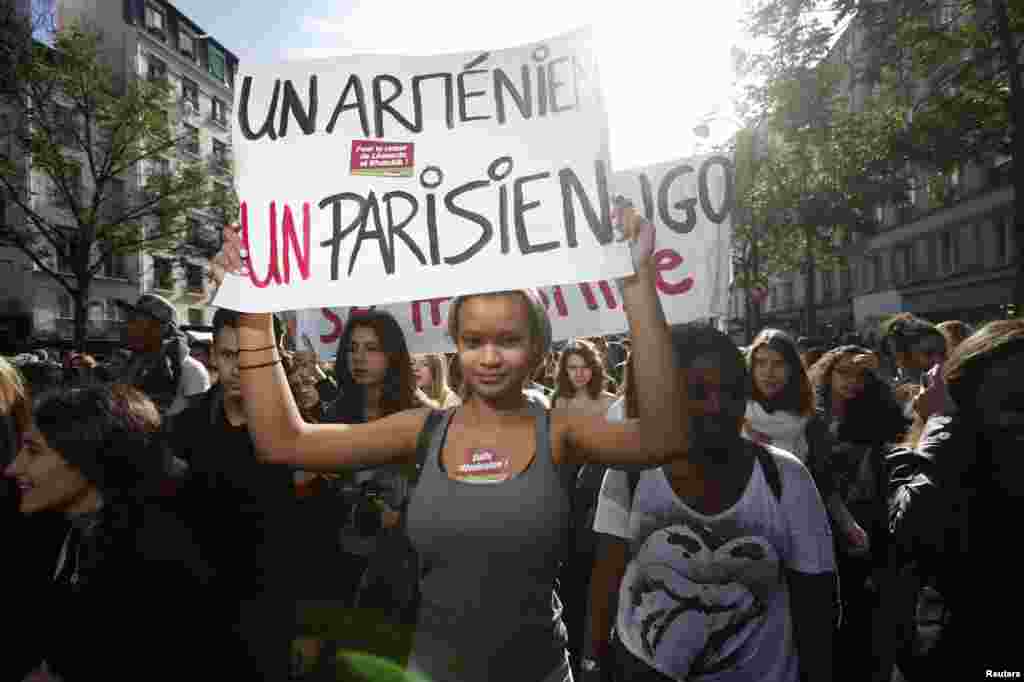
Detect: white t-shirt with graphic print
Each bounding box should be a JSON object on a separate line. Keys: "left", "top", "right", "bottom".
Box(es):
{"left": 593, "top": 440, "right": 835, "bottom": 682}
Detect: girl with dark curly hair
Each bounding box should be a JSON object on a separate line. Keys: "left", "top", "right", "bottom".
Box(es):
{"left": 4, "top": 384, "right": 216, "bottom": 682}
{"left": 552, "top": 338, "right": 616, "bottom": 416}
{"left": 806, "top": 346, "right": 908, "bottom": 680}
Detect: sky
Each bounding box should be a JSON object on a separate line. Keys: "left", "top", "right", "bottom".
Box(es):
{"left": 169, "top": 0, "right": 753, "bottom": 170}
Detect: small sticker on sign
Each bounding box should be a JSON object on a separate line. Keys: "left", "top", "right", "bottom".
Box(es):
{"left": 350, "top": 140, "right": 415, "bottom": 177}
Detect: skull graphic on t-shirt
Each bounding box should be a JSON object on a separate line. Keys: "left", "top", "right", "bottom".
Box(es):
{"left": 617, "top": 521, "right": 780, "bottom": 679}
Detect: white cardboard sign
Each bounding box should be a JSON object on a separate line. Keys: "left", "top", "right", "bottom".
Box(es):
{"left": 213, "top": 28, "right": 635, "bottom": 313}
{"left": 292, "top": 152, "right": 734, "bottom": 356}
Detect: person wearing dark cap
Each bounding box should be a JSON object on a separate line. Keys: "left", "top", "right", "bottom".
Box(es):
{"left": 116, "top": 293, "right": 210, "bottom": 416}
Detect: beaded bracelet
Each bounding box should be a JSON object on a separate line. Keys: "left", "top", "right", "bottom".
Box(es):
{"left": 238, "top": 344, "right": 277, "bottom": 353}
{"left": 238, "top": 359, "right": 282, "bottom": 371}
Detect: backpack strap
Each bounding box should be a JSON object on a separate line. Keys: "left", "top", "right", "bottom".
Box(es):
{"left": 410, "top": 409, "right": 446, "bottom": 486}
{"left": 625, "top": 446, "right": 783, "bottom": 511}
{"left": 754, "top": 445, "right": 784, "bottom": 503}
{"left": 626, "top": 469, "right": 641, "bottom": 506}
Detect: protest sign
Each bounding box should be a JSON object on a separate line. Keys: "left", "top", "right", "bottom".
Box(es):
{"left": 213, "top": 28, "right": 634, "bottom": 313}
{"left": 292, "top": 152, "right": 734, "bottom": 357}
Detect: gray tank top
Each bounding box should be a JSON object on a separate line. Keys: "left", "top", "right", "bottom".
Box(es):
{"left": 405, "top": 404, "right": 571, "bottom": 682}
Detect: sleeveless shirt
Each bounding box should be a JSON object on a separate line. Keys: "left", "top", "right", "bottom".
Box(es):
{"left": 405, "top": 403, "right": 571, "bottom": 681}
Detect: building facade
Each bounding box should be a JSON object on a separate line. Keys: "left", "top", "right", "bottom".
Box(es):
{"left": 728, "top": 13, "right": 1016, "bottom": 345}
{"left": 0, "top": 0, "right": 237, "bottom": 352}
{"left": 59, "top": 0, "right": 238, "bottom": 330}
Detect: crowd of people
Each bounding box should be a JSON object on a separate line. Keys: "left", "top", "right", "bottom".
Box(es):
{"left": 2, "top": 210, "right": 1021, "bottom": 682}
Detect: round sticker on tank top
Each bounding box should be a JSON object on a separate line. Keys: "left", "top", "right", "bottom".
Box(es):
{"left": 455, "top": 448, "right": 513, "bottom": 484}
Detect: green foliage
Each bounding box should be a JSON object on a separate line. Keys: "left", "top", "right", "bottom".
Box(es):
{"left": 733, "top": 0, "right": 914, "bottom": 333}
{"left": 830, "top": 0, "right": 1020, "bottom": 171}
{"left": 0, "top": 19, "right": 234, "bottom": 347}
{"left": 731, "top": 62, "right": 908, "bottom": 284}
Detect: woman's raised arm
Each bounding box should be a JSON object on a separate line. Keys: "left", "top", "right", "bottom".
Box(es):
{"left": 209, "top": 229, "right": 423, "bottom": 471}
{"left": 563, "top": 207, "right": 691, "bottom": 468}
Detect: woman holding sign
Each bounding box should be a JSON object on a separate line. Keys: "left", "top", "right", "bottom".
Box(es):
{"left": 208, "top": 205, "right": 693, "bottom": 682}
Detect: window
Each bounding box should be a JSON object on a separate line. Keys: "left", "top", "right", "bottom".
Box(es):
{"left": 181, "top": 78, "right": 198, "bottom": 109}
{"left": 106, "top": 178, "right": 125, "bottom": 218}
{"left": 912, "top": 238, "right": 931, "bottom": 279}
{"left": 211, "top": 97, "right": 227, "bottom": 127}
{"left": 147, "top": 55, "right": 167, "bottom": 82}
{"left": 939, "top": 230, "right": 960, "bottom": 274}
{"left": 893, "top": 244, "right": 913, "bottom": 284}
{"left": 0, "top": 113, "right": 11, "bottom": 157}
{"left": 868, "top": 253, "right": 883, "bottom": 290}
{"left": 995, "top": 214, "right": 1012, "bottom": 265}
{"left": 938, "top": 1, "right": 956, "bottom": 27}
{"left": 150, "top": 157, "right": 171, "bottom": 180}
{"left": 208, "top": 43, "right": 226, "bottom": 83}
{"left": 188, "top": 308, "right": 204, "bottom": 326}
{"left": 821, "top": 270, "right": 834, "bottom": 301}
{"left": 989, "top": 157, "right": 1012, "bottom": 189}
{"left": 968, "top": 223, "right": 984, "bottom": 269}
{"left": 178, "top": 28, "right": 196, "bottom": 60}
{"left": 186, "top": 263, "right": 205, "bottom": 293}
{"left": 839, "top": 266, "right": 852, "bottom": 296}
{"left": 153, "top": 257, "right": 173, "bottom": 290}
{"left": 182, "top": 123, "right": 199, "bottom": 156}
{"left": 58, "top": 294, "right": 73, "bottom": 319}
{"left": 54, "top": 105, "right": 77, "bottom": 146}
{"left": 107, "top": 252, "right": 128, "bottom": 279}
{"left": 186, "top": 217, "right": 202, "bottom": 245}
{"left": 212, "top": 138, "right": 230, "bottom": 172}
{"left": 145, "top": 2, "right": 165, "bottom": 37}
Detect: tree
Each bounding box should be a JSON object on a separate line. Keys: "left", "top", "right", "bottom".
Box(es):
{"left": 831, "top": 0, "right": 1024, "bottom": 312}
{"left": 749, "top": 0, "right": 1023, "bottom": 313}
{"left": 732, "top": 9, "right": 910, "bottom": 335}
{"left": 0, "top": 15, "right": 236, "bottom": 349}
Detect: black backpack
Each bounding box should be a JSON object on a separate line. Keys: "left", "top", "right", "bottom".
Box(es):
{"left": 353, "top": 410, "right": 444, "bottom": 624}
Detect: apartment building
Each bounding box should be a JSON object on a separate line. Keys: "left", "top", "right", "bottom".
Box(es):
{"left": 0, "top": 0, "right": 237, "bottom": 351}
{"left": 59, "top": 0, "right": 238, "bottom": 330}
{"left": 728, "top": 13, "right": 1016, "bottom": 344}
{"left": 1, "top": 0, "right": 145, "bottom": 349}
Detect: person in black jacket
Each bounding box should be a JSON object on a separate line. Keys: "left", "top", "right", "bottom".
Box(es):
{"left": 1, "top": 358, "right": 68, "bottom": 682}
{"left": 880, "top": 318, "right": 1024, "bottom": 681}
{"left": 169, "top": 307, "right": 299, "bottom": 682}
{"left": 3, "top": 383, "right": 217, "bottom": 682}
{"left": 805, "top": 345, "right": 909, "bottom": 680}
